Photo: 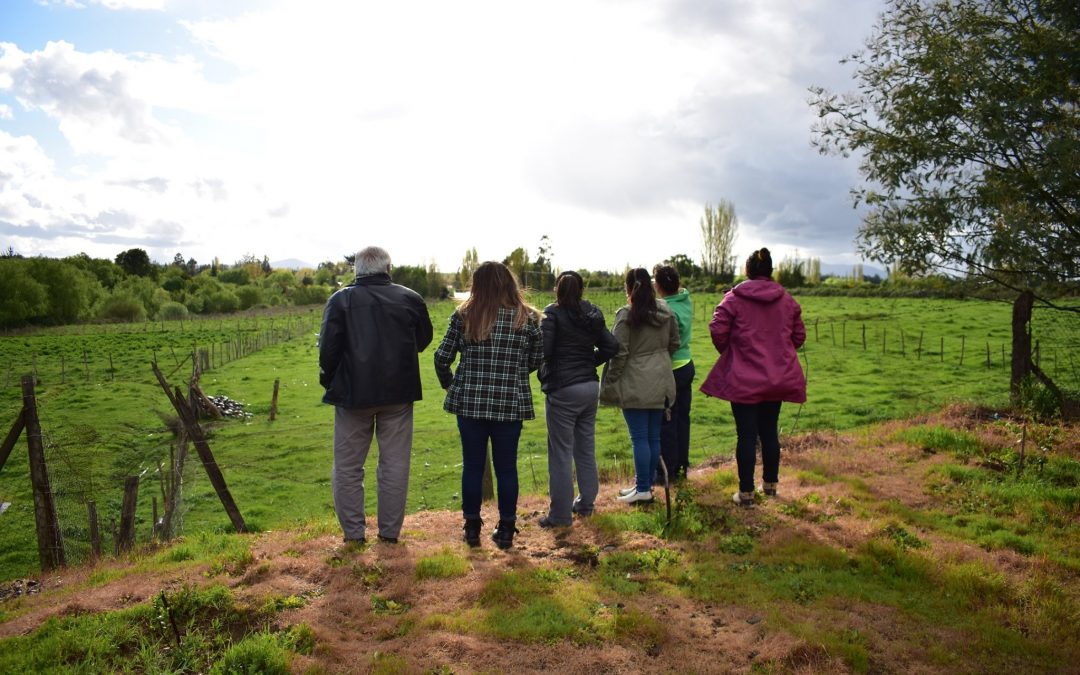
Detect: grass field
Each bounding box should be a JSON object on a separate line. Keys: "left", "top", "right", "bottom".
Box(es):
{"left": 0, "top": 293, "right": 1072, "bottom": 583}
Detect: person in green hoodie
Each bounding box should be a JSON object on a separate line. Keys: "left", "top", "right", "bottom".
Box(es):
{"left": 653, "top": 263, "right": 694, "bottom": 482}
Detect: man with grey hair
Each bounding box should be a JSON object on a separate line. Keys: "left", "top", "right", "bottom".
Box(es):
{"left": 319, "top": 246, "right": 433, "bottom": 545}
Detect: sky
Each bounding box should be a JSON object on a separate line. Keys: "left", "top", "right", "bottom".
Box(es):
{"left": 0, "top": 0, "right": 884, "bottom": 273}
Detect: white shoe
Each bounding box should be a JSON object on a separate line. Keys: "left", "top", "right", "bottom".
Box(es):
{"left": 618, "top": 486, "right": 637, "bottom": 497}
{"left": 618, "top": 489, "right": 654, "bottom": 504}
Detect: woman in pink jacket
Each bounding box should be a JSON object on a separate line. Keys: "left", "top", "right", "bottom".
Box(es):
{"left": 700, "top": 248, "right": 806, "bottom": 507}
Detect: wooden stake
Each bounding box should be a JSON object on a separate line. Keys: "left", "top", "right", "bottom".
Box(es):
{"left": 269, "top": 378, "right": 280, "bottom": 421}
{"left": 87, "top": 501, "right": 101, "bottom": 560}
{"left": 22, "top": 376, "right": 65, "bottom": 570}
{"left": 959, "top": 335, "right": 966, "bottom": 366}
{"left": 118, "top": 475, "right": 139, "bottom": 553}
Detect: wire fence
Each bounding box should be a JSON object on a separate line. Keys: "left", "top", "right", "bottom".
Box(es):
{"left": 2, "top": 297, "right": 1076, "bottom": 576}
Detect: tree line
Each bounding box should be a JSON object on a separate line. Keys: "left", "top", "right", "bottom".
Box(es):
{"left": 0, "top": 248, "right": 336, "bottom": 328}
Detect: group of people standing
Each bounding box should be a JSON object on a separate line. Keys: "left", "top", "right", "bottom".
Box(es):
{"left": 318, "top": 245, "right": 806, "bottom": 551}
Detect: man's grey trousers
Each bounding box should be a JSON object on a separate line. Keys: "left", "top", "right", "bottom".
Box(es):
{"left": 332, "top": 402, "right": 413, "bottom": 541}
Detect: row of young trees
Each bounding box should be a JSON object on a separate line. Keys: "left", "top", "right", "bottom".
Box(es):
{"left": 0, "top": 248, "right": 336, "bottom": 328}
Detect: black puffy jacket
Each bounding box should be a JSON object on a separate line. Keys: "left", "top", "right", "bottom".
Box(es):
{"left": 319, "top": 273, "right": 434, "bottom": 408}
{"left": 538, "top": 301, "right": 619, "bottom": 394}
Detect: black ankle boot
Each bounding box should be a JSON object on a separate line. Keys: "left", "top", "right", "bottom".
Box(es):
{"left": 491, "top": 519, "right": 518, "bottom": 550}
{"left": 463, "top": 517, "right": 483, "bottom": 547}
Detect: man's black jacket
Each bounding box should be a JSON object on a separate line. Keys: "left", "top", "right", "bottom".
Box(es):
{"left": 319, "top": 273, "right": 434, "bottom": 408}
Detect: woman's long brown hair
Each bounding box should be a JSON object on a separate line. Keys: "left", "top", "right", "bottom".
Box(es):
{"left": 459, "top": 261, "right": 539, "bottom": 342}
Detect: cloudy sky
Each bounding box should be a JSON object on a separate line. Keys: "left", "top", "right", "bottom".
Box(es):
{"left": 0, "top": 0, "right": 883, "bottom": 273}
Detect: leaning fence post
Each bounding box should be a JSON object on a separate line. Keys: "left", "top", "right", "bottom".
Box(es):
{"left": 22, "top": 376, "right": 65, "bottom": 570}
{"left": 0, "top": 409, "right": 26, "bottom": 473}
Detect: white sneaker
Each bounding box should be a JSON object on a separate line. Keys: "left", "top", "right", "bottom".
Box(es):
{"left": 618, "top": 489, "right": 654, "bottom": 504}
{"left": 618, "top": 486, "right": 637, "bottom": 497}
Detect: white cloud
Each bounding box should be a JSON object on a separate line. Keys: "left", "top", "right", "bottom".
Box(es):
{"left": 36, "top": 0, "right": 165, "bottom": 10}
{"left": 0, "top": 104, "right": 12, "bottom": 120}
{"left": 4, "top": 0, "right": 876, "bottom": 271}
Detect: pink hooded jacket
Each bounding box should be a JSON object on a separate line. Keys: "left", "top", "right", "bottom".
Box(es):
{"left": 699, "top": 278, "right": 807, "bottom": 404}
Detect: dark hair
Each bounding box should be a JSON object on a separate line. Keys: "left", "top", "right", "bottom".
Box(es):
{"left": 745, "top": 248, "right": 773, "bottom": 279}
{"left": 652, "top": 264, "right": 680, "bottom": 296}
{"left": 625, "top": 268, "right": 658, "bottom": 328}
{"left": 555, "top": 270, "right": 584, "bottom": 314}
{"left": 459, "top": 261, "right": 539, "bottom": 341}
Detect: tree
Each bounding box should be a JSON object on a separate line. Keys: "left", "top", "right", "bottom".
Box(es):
{"left": 115, "top": 248, "right": 154, "bottom": 278}
{"left": 811, "top": 0, "right": 1080, "bottom": 407}
{"left": 665, "top": 253, "right": 702, "bottom": 280}
{"left": 458, "top": 247, "right": 479, "bottom": 288}
{"left": 529, "top": 235, "right": 555, "bottom": 290}
{"left": 502, "top": 247, "right": 530, "bottom": 284}
{"left": 700, "top": 200, "right": 738, "bottom": 282}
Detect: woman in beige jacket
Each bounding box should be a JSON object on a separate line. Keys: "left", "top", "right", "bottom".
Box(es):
{"left": 600, "top": 268, "right": 680, "bottom": 503}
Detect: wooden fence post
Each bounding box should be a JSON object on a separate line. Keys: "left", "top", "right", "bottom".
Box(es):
{"left": 940, "top": 336, "right": 944, "bottom": 363}
{"left": 986, "top": 341, "right": 991, "bottom": 368}
{"left": 959, "top": 335, "right": 966, "bottom": 366}
{"left": 22, "top": 376, "right": 65, "bottom": 570}
{"left": 862, "top": 323, "right": 867, "bottom": 351}
{"left": 60, "top": 355, "right": 66, "bottom": 384}
{"left": 917, "top": 331, "right": 923, "bottom": 360}
{"left": 269, "top": 379, "right": 280, "bottom": 421}
{"left": 118, "top": 475, "right": 139, "bottom": 553}
{"left": 87, "top": 501, "right": 101, "bottom": 560}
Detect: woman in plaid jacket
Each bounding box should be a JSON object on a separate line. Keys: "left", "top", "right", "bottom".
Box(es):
{"left": 434, "top": 261, "right": 543, "bottom": 550}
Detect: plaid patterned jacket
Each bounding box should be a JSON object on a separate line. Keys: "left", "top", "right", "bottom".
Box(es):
{"left": 434, "top": 307, "right": 543, "bottom": 421}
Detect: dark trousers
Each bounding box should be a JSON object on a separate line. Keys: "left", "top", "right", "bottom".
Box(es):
{"left": 730, "top": 401, "right": 782, "bottom": 493}
{"left": 457, "top": 416, "right": 522, "bottom": 522}
{"left": 660, "top": 361, "right": 695, "bottom": 478}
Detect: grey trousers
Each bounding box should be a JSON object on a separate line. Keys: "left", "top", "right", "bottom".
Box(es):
{"left": 545, "top": 380, "right": 600, "bottom": 524}
{"left": 332, "top": 402, "right": 413, "bottom": 540}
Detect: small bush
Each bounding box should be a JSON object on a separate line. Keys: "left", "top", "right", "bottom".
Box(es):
{"left": 415, "top": 548, "right": 471, "bottom": 580}
{"left": 157, "top": 301, "right": 189, "bottom": 321}
{"left": 210, "top": 632, "right": 289, "bottom": 675}
{"left": 98, "top": 293, "right": 147, "bottom": 322}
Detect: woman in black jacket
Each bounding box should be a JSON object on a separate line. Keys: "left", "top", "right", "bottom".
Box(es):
{"left": 538, "top": 271, "right": 618, "bottom": 527}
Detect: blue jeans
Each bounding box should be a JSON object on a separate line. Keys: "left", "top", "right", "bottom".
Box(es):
{"left": 730, "top": 401, "right": 782, "bottom": 493}
{"left": 623, "top": 409, "right": 662, "bottom": 492}
{"left": 457, "top": 416, "right": 522, "bottom": 522}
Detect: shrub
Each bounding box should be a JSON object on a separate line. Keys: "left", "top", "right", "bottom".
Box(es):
{"left": 99, "top": 293, "right": 148, "bottom": 322}
{"left": 210, "top": 632, "right": 289, "bottom": 675}
{"left": 158, "top": 301, "right": 189, "bottom": 321}
{"left": 235, "top": 286, "right": 263, "bottom": 310}
{"left": 205, "top": 290, "right": 239, "bottom": 314}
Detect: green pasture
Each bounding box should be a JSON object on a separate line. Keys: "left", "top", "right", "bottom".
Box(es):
{"left": 0, "top": 294, "right": 1073, "bottom": 582}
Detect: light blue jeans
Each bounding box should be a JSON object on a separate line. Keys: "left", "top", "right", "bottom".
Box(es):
{"left": 623, "top": 408, "right": 663, "bottom": 493}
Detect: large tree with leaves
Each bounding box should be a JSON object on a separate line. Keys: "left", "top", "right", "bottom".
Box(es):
{"left": 811, "top": 0, "right": 1080, "bottom": 407}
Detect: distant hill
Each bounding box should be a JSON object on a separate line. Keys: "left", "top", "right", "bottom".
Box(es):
{"left": 271, "top": 258, "right": 313, "bottom": 270}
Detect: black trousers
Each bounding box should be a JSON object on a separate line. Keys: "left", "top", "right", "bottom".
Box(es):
{"left": 730, "top": 400, "right": 782, "bottom": 493}
{"left": 660, "top": 361, "right": 695, "bottom": 479}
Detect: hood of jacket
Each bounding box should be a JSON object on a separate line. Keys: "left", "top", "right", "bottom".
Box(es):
{"left": 732, "top": 278, "right": 786, "bottom": 304}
